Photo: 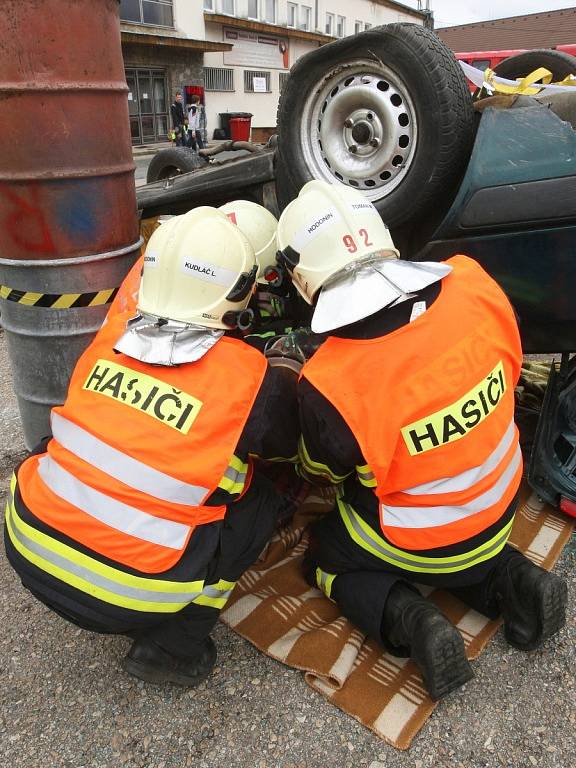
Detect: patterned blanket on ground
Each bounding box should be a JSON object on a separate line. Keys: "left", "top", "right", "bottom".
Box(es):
{"left": 220, "top": 483, "right": 574, "bottom": 750}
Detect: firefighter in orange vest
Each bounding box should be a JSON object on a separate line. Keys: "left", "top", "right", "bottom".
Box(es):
{"left": 4, "top": 207, "right": 299, "bottom": 686}
{"left": 276, "top": 181, "right": 568, "bottom": 701}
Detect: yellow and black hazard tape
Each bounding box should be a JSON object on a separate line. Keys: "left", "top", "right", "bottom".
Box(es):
{"left": 0, "top": 284, "right": 119, "bottom": 309}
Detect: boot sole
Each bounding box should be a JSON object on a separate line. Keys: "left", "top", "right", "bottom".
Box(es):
{"left": 413, "top": 619, "right": 474, "bottom": 701}
{"left": 506, "top": 572, "right": 568, "bottom": 651}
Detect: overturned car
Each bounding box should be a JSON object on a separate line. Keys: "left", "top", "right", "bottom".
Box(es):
{"left": 137, "top": 23, "right": 576, "bottom": 513}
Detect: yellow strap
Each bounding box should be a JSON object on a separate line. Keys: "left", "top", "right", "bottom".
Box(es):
{"left": 483, "top": 66, "right": 559, "bottom": 96}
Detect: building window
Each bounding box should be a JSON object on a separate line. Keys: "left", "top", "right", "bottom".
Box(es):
{"left": 279, "top": 71, "right": 290, "bottom": 91}
{"left": 120, "top": 0, "right": 174, "bottom": 26}
{"left": 222, "top": 0, "right": 235, "bottom": 15}
{"left": 325, "top": 12, "right": 334, "bottom": 35}
{"left": 336, "top": 15, "right": 345, "bottom": 37}
{"left": 287, "top": 2, "right": 297, "bottom": 27}
{"left": 354, "top": 20, "right": 362, "bottom": 34}
{"left": 365, "top": 23, "right": 372, "bottom": 30}
{"left": 203, "top": 0, "right": 213, "bottom": 10}
{"left": 301, "top": 5, "right": 311, "bottom": 30}
{"left": 244, "top": 70, "right": 271, "bottom": 92}
{"left": 205, "top": 67, "right": 234, "bottom": 91}
{"left": 263, "top": 0, "right": 276, "bottom": 23}
{"left": 247, "top": 0, "right": 258, "bottom": 19}
{"left": 126, "top": 68, "right": 169, "bottom": 145}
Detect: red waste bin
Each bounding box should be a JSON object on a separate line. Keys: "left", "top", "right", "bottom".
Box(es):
{"left": 230, "top": 116, "right": 252, "bottom": 141}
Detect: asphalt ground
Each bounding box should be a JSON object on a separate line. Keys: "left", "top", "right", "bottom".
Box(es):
{"left": 0, "top": 340, "right": 575, "bottom": 765}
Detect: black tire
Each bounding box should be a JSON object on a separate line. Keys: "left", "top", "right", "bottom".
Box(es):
{"left": 146, "top": 148, "right": 208, "bottom": 183}
{"left": 494, "top": 49, "right": 576, "bottom": 82}
{"left": 276, "top": 23, "right": 476, "bottom": 226}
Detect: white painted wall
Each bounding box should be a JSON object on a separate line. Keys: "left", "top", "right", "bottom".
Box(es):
{"left": 203, "top": 21, "right": 317, "bottom": 131}
{"left": 173, "top": 0, "right": 205, "bottom": 35}
{"left": 198, "top": 1, "right": 423, "bottom": 33}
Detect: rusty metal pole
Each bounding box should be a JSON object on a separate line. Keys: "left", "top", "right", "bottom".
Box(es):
{"left": 0, "top": 0, "right": 142, "bottom": 448}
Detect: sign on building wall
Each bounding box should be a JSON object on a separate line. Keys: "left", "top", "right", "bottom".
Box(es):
{"left": 223, "top": 27, "right": 289, "bottom": 69}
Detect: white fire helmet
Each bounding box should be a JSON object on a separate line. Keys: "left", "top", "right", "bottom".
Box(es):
{"left": 276, "top": 180, "right": 399, "bottom": 304}
{"left": 219, "top": 199, "right": 278, "bottom": 283}
{"left": 137, "top": 206, "right": 258, "bottom": 329}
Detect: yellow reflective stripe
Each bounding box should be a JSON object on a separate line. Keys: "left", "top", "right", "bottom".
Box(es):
{"left": 7, "top": 473, "right": 236, "bottom": 613}
{"left": 338, "top": 498, "right": 513, "bottom": 574}
{"left": 192, "top": 580, "right": 236, "bottom": 609}
{"left": 228, "top": 454, "right": 247, "bottom": 473}
{"left": 7, "top": 476, "right": 203, "bottom": 595}
{"left": 218, "top": 455, "right": 248, "bottom": 494}
{"left": 315, "top": 567, "right": 336, "bottom": 600}
{"left": 298, "top": 437, "right": 350, "bottom": 483}
{"left": 250, "top": 453, "right": 299, "bottom": 463}
{"left": 217, "top": 478, "right": 245, "bottom": 494}
{"left": 5, "top": 501, "right": 190, "bottom": 613}
{"left": 356, "top": 463, "right": 377, "bottom": 488}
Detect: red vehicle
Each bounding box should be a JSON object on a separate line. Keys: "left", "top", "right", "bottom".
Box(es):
{"left": 455, "top": 45, "right": 576, "bottom": 91}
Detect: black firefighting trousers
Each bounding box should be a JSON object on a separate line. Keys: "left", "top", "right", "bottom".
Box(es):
{"left": 305, "top": 494, "right": 520, "bottom": 643}
{"left": 5, "top": 472, "right": 285, "bottom": 660}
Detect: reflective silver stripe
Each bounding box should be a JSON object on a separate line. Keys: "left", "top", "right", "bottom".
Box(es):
{"left": 51, "top": 412, "right": 209, "bottom": 506}
{"left": 356, "top": 465, "right": 376, "bottom": 484}
{"left": 223, "top": 464, "right": 247, "bottom": 485}
{"left": 315, "top": 567, "right": 336, "bottom": 598}
{"left": 201, "top": 583, "right": 235, "bottom": 602}
{"left": 381, "top": 445, "right": 522, "bottom": 529}
{"left": 340, "top": 501, "right": 513, "bottom": 571}
{"left": 38, "top": 455, "right": 191, "bottom": 549}
{"left": 404, "top": 420, "right": 516, "bottom": 496}
{"left": 5, "top": 502, "right": 203, "bottom": 605}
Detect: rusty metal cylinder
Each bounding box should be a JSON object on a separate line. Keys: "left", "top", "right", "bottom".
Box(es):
{"left": 0, "top": 0, "right": 141, "bottom": 449}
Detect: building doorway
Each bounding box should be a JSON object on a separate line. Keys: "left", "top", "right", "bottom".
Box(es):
{"left": 126, "top": 68, "right": 169, "bottom": 145}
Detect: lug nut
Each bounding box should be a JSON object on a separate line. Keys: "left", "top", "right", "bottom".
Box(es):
{"left": 369, "top": 138, "right": 380, "bottom": 148}
{"left": 348, "top": 145, "right": 358, "bottom": 154}
{"left": 344, "top": 118, "right": 354, "bottom": 128}
{"left": 367, "top": 112, "right": 374, "bottom": 120}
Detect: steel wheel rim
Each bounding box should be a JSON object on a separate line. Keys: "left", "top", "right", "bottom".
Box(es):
{"left": 299, "top": 60, "right": 418, "bottom": 200}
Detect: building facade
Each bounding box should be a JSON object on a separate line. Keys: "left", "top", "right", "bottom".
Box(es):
{"left": 120, "top": 0, "right": 427, "bottom": 144}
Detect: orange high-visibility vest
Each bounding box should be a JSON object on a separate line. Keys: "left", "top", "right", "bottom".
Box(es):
{"left": 302, "top": 255, "right": 523, "bottom": 551}
{"left": 18, "top": 307, "right": 267, "bottom": 573}
{"left": 107, "top": 254, "right": 143, "bottom": 318}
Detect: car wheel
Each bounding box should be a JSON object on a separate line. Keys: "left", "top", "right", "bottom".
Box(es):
{"left": 494, "top": 49, "right": 576, "bottom": 82}
{"left": 276, "top": 23, "right": 476, "bottom": 226}
{"left": 146, "top": 148, "right": 208, "bottom": 183}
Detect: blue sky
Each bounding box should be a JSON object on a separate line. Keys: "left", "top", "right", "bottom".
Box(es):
{"left": 413, "top": 1, "right": 575, "bottom": 28}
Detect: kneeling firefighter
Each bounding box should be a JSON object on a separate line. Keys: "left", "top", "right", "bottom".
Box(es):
{"left": 4, "top": 207, "right": 299, "bottom": 685}
{"left": 276, "top": 181, "right": 568, "bottom": 701}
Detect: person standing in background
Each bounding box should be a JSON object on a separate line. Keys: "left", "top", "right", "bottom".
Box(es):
{"left": 188, "top": 95, "right": 205, "bottom": 151}
{"left": 170, "top": 91, "right": 186, "bottom": 134}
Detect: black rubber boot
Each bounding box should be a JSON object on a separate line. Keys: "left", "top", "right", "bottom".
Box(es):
{"left": 490, "top": 548, "right": 567, "bottom": 651}
{"left": 122, "top": 636, "right": 217, "bottom": 686}
{"left": 383, "top": 583, "right": 474, "bottom": 701}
